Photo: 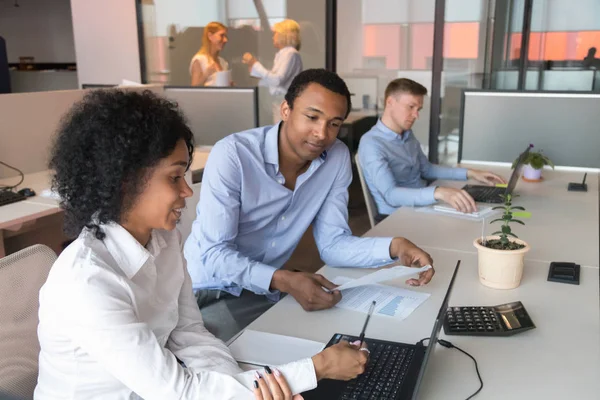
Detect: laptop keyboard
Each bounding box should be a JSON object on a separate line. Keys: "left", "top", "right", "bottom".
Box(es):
{"left": 340, "top": 341, "right": 415, "bottom": 400}
{"left": 466, "top": 186, "right": 503, "bottom": 203}
{"left": 0, "top": 190, "right": 26, "bottom": 207}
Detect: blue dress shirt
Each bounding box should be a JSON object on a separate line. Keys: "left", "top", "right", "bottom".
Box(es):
{"left": 184, "top": 123, "right": 395, "bottom": 297}
{"left": 358, "top": 120, "right": 467, "bottom": 215}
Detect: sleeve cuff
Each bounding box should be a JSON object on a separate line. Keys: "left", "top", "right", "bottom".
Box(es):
{"left": 421, "top": 185, "right": 437, "bottom": 204}
{"left": 250, "top": 262, "right": 278, "bottom": 294}
{"left": 455, "top": 167, "right": 468, "bottom": 180}
{"left": 277, "top": 358, "right": 318, "bottom": 394}
{"left": 250, "top": 61, "right": 267, "bottom": 78}
{"left": 371, "top": 237, "right": 395, "bottom": 264}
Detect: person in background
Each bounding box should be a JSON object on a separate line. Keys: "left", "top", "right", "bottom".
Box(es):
{"left": 184, "top": 69, "right": 435, "bottom": 342}
{"left": 242, "top": 19, "right": 303, "bottom": 123}
{"left": 34, "top": 89, "right": 368, "bottom": 400}
{"left": 190, "top": 21, "right": 231, "bottom": 87}
{"left": 358, "top": 78, "right": 506, "bottom": 222}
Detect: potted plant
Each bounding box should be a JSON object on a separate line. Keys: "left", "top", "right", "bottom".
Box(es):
{"left": 513, "top": 144, "right": 554, "bottom": 182}
{"left": 473, "top": 194, "right": 530, "bottom": 289}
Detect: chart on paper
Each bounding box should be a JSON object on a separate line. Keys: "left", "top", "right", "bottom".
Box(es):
{"left": 332, "top": 277, "right": 430, "bottom": 320}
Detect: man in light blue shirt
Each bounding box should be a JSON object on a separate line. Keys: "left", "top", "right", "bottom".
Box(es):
{"left": 358, "top": 78, "right": 505, "bottom": 220}
{"left": 184, "top": 70, "right": 434, "bottom": 340}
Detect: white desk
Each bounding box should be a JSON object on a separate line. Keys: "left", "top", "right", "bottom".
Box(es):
{"left": 372, "top": 168, "right": 599, "bottom": 267}
{"left": 247, "top": 165, "right": 599, "bottom": 399}
{"left": 419, "top": 249, "right": 599, "bottom": 400}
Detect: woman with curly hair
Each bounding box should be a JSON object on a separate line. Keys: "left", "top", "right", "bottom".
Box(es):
{"left": 34, "top": 90, "right": 366, "bottom": 399}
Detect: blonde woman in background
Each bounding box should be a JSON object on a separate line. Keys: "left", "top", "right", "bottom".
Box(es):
{"left": 242, "top": 19, "right": 303, "bottom": 123}
{"left": 190, "top": 22, "right": 231, "bottom": 86}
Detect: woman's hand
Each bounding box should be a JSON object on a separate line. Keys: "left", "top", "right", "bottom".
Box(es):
{"left": 311, "top": 340, "right": 369, "bottom": 381}
{"left": 243, "top": 52, "right": 257, "bottom": 69}
{"left": 253, "top": 367, "right": 304, "bottom": 400}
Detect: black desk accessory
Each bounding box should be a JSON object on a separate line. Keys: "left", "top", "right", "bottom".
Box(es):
{"left": 568, "top": 173, "right": 587, "bottom": 192}
{"left": 444, "top": 301, "right": 535, "bottom": 336}
{"left": 548, "top": 261, "right": 580, "bottom": 285}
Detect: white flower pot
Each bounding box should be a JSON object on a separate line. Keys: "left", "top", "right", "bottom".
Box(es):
{"left": 473, "top": 236, "right": 530, "bottom": 289}
{"left": 522, "top": 164, "right": 542, "bottom": 181}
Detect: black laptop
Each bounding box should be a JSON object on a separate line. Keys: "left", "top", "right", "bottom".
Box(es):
{"left": 303, "top": 261, "right": 460, "bottom": 400}
{"left": 462, "top": 146, "right": 530, "bottom": 203}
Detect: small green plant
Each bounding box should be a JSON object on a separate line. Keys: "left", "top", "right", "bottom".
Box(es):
{"left": 484, "top": 194, "right": 526, "bottom": 250}
{"left": 512, "top": 145, "right": 554, "bottom": 170}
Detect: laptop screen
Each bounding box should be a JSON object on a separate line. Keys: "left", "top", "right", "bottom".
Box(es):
{"left": 411, "top": 260, "right": 461, "bottom": 399}
{"left": 505, "top": 145, "right": 532, "bottom": 195}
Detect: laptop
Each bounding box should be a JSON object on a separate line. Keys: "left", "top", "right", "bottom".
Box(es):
{"left": 303, "top": 261, "right": 460, "bottom": 400}
{"left": 462, "top": 146, "right": 531, "bottom": 203}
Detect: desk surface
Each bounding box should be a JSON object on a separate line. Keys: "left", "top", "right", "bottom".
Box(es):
{"left": 249, "top": 248, "right": 599, "bottom": 400}
{"left": 248, "top": 165, "right": 599, "bottom": 399}
{"left": 373, "top": 167, "right": 599, "bottom": 267}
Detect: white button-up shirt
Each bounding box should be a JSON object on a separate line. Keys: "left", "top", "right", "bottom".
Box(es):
{"left": 250, "top": 46, "right": 303, "bottom": 96}
{"left": 34, "top": 223, "right": 316, "bottom": 399}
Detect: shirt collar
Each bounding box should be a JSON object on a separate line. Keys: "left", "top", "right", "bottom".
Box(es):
{"left": 101, "top": 222, "right": 168, "bottom": 279}
{"left": 376, "top": 119, "right": 413, "bottom": 143}
{"left": 263, "top": 122, "right": 328, "bottom": 169}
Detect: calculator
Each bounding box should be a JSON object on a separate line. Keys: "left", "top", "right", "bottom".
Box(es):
{"left": 443, "top": 301, "right": 535, "bottom": 336}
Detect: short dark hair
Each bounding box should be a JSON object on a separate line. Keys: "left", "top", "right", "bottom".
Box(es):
{"left": 284, "top": 68, "right": 352, "bottom": 118}
{"left": 49, "top": 89, "right": 194, "bottom": 240}
{"left": 384, "top": 78, "right": 428, "bottom": 101}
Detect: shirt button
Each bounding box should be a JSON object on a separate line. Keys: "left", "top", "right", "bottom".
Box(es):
{"left": 271, "top": 241, "right": 276, "bottom": 247}
{"left": 281, "top": 216, "right": 286, "bottom": 221}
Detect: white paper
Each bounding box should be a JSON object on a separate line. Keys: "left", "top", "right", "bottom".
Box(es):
{"left": 228, "top": 329, "right": 325, "bottom": 366}
{"left": 333, "top": 277, "right": 430, "bottom": 320}
{"left": 335, "top": 265, "right": 432, "bottom": 291}
{"left": 214, "top": 70, "right": 231, "bottom": 87}
{"left": 418, "top": 205, "right": 499, "bottom": 220}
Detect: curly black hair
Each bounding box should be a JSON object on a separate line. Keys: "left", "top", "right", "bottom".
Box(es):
{"left": 284, "top": 68, "right": 352, "bottom": 118}
{"left": 49, "top": 89, "right": 194, "bottom": 240}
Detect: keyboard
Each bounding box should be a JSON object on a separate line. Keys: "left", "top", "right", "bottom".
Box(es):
{"left": 0, "top": 190, "right": 27, "bottom": 207}
{"left": 340, "top": 339, "right": 415, "bottom": 400}
{"left": 463, "top": 185, "right": 504, "bottom": 203}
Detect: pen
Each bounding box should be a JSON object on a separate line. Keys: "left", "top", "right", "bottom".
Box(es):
{"left": 358, "top": 301, "right": 376, "bottom": 346}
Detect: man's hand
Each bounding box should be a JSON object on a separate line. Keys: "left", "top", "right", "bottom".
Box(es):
{"left": 467, "top": 169, "right": 506, "bottom": 185}
{"left": 434, "top": 186, "right": 477, "bottom": 213}
{"left": 389, "top": 238, "right": 434, "bottom": 286}
{"left": 271, "top": 270, "right": 341, "bottom": 311}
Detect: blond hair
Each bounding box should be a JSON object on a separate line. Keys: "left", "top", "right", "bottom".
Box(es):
{"left": 198, "top": 21, "right": 227, "bottom": 56}
{"left": 273, "top": 19, "right": 301, "bottom": 50}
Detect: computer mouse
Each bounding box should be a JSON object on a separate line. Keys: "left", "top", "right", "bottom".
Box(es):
{"left": 17, "top": 188, "right": 36, "bottom": 197}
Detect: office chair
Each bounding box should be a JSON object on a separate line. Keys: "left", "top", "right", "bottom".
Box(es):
{"left": 177, "top": 181, "right": 201, "bottom": 244}
{"left": 0, "top": 245, "right": 56, "bottom": 399}
{"left": 354, "top": 153, "right": 378, "bottom": 229}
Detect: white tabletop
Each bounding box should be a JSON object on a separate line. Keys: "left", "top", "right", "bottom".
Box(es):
{"left": 372, "top": 168, "right": 599, "bottom": 267}
{"left": 248, "top": 247, "right": 599, "bottom": 399}
{"left": 419, "top": 249, "right": 600, "bottom": 400}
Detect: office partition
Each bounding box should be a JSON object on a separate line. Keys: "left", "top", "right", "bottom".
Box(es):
{"left": 164, "top": 87, "right": 258, "bottom": 146}
{"left": 0, "top": 85, "right": 166, "bottom": 175}
{"left": 459, "top": 90, "right": 600, "bottom": 168}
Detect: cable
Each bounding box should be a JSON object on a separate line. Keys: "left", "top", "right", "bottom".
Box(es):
{"left": 0, "top": 161, "right": 24, "bottom": 191}
{"left": 418, "top": 337, "right": 483, "bottom": 399}
{"left": 437, "top": 339, "right": 483, "bottom": 399}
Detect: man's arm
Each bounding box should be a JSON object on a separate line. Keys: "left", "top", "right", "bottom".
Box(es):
{"left": 359, "top": 140, "right": 437, "bottom": 207}
{"left": 417, "top": 143, "right": 468, "bottom": 181}
{"left": 185, "top": 140, "right": 276, "bottom": 294}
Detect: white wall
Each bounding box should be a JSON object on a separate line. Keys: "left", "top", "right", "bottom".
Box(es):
{"left": 70, "top": 0, "right": 141, "bottom": 85}
{"left": 0, "top": 0, "right": 76, "bottom": 63}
